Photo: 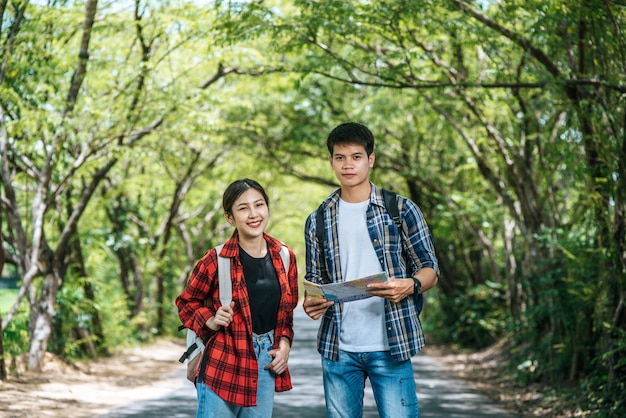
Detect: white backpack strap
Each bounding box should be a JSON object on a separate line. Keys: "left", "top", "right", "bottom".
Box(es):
{"left": 216, "top": 244, "right": 229, "bottom": 276}
{"left": 279, "top": 245, "right": 290, "bottom": 274}
{"left": 215, "top": 244, "right": 232, "bottom": 305}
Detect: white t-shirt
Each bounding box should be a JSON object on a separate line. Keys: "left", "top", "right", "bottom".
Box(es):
{"left": 337, "top": 198, "right": 389, "bottom": 352}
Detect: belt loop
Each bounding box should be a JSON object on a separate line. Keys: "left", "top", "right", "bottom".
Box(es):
{"left": 252, "top": 330, "right": 275, "bottom": 345}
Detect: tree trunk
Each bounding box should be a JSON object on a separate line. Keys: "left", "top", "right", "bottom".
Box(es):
{"left": 0, "top": 204, "right": 6, "bottom": 380}
{"left": 27, "top": 272, "right": 60, "bottom": 372}
{"left": 130, "top": 253, "right": 144, "bottom": 319}
{"left": 0, "top": 310, "right": 5, "bottom": 380}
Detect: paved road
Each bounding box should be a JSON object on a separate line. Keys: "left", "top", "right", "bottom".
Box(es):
{"left": 101, "top": 308, "right": 517, "bottom": 418}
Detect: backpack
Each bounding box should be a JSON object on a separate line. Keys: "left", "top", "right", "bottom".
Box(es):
{"left": 178, "top": 244, "right": 290, "bottom": 383}
{"left": 315, "top": 188, "right": 402, "bottom": 246}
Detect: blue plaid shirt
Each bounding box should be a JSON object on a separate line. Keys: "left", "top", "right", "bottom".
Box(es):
{"left": 304, "top": 183, "right": 439, "bottom": 361}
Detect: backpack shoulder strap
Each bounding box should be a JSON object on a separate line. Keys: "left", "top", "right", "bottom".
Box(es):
{"left": 382, "top": 189, "right": 401, "bottom": 227}
{"left": 314, "top": 204, "right": 329, "bottom": 277}
{"left": 215, "top": 244, "right": 231, "bottom": 306}
{"left": 279, "top": 245, "right": 290, "bottom": 273}
{"left": 215, "top": 244, "right": 229, "bottom": 282}
{"left": 315, "top": 203, "right": 325, "bottom": 246}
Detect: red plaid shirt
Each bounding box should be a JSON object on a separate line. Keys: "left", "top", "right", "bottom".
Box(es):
{"left": 176, "top": 232, "right": 298, "bottom": 407}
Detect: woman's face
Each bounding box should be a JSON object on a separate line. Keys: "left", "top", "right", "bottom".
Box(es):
{"left": 226, "top": 188, "right": 269, "bottom": 240}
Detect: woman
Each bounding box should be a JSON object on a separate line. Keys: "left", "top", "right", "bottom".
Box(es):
{"left": 176, "top": 178, "right": 299, "bottom": 418}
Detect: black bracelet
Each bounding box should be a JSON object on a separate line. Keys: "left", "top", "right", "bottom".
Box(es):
{"left": 412, "top": 277, "right": 422, "bottom": 294}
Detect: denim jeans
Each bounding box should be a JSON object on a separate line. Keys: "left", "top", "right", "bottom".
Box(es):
{"left": 196, "top": 330, "right": 276, "bottom": 418}
{"left": 322, "top": 349, "right": 419, "bottom": 418}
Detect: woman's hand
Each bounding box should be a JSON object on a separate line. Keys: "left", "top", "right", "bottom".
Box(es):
{"left": 205, "top": 302, "right": 234, "bottom": 331}
{"left": 265, "top": 337, "right": 291, "bottom": 375}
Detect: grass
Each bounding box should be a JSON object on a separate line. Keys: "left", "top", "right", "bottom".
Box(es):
{"left": 0, "top": 289, "right": 19, "bottom": 315}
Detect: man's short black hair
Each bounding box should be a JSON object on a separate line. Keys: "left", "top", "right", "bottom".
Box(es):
{"left": 326, "top": 122, "right": 375, "bottom": 156}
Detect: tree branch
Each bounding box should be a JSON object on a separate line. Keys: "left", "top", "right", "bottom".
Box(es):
{"left": 64, "top": 0, "right": 98, "bottom": 114}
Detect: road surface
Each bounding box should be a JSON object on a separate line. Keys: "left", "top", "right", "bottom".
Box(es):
{"left": 101, "top": 307, "right": 517, "bottom": 418}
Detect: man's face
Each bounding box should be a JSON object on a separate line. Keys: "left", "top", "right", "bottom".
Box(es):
{"left": 329, "top": 143, "right": 375, "bottom": 188}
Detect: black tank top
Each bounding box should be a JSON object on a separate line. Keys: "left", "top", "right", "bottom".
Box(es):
{"left": 239, "top": 246, "right": 280, "bottom": 334}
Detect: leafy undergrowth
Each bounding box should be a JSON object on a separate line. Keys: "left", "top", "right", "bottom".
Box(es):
{"left": 422, "top": 339, "right": 596, "bottom": 417}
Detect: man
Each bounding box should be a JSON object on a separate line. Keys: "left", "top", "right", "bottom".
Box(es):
{"left": 303, "top": 122, "right": 439, "bottom": 418}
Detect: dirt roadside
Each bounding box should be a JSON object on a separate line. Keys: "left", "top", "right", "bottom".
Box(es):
{"left": 421, "top": 342, "right": 589, "bottom": 418}
{"left": 0, "top": 339, "right": 186, "bottom": 418}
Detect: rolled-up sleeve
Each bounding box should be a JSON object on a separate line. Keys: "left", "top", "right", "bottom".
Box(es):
{"left": 402, "top": 198, "right": 439, "bottom": 276}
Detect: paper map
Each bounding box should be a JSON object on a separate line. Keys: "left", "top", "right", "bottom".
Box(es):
{"left": 303, "top": 272, "right": 388, "bottom": 303}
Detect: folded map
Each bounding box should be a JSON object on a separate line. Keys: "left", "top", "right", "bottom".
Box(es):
{"left": 303, "top": 272, "right": 388, "bottom": 303}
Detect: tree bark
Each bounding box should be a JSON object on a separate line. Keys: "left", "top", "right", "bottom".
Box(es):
{"left": 0, "top": 204, "right": 6, "bottom": 380}
{"left": 28, "top": 271, "right": 59, "bottom": 371}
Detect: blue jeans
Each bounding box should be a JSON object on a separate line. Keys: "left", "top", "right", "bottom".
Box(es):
{"left": 322, "top": 350, "right": 419, "bottom": 418}
{"left": 196, "top": 331, "right": 276, "bottom": 418}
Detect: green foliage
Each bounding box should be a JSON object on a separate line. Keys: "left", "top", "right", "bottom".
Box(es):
{"left": 0, "top": 290, "right": 29, "bottom": 357}
{"left": 95, "top": 274, "right": 138, "bottom": 352}
{"left": 581, "top": 325, "right": 626, "bottom": 417}
{"left": 51, "top": 280, "right": 99, "bottom": 358}
{"left": 508, "top": 227, "right": 604, "bottom": 381}
{"left": 426, "top": 282, "right": 507, "bottom": 349}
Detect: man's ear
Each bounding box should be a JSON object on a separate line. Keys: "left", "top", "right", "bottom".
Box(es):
{"left": 369, "top": 152, "right": 376, "bottom": 168}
